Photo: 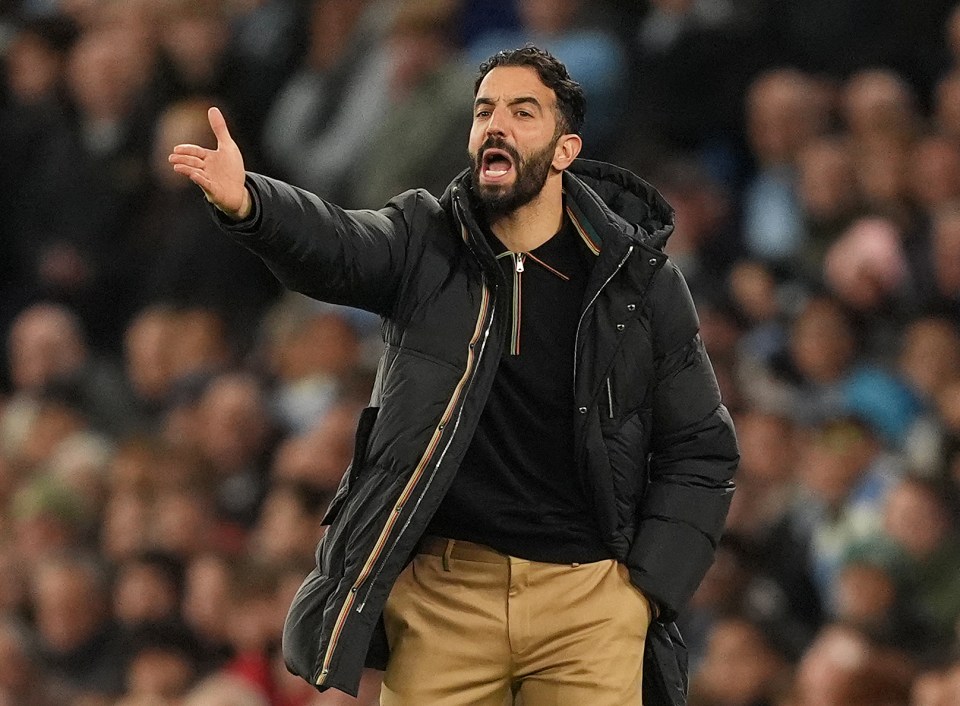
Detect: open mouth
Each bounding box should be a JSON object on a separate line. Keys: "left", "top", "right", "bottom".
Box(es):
{"left": 480, "top": 148, "right": 515, "bottom": 182}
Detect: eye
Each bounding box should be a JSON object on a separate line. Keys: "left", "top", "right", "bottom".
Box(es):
{"left": 475, "top": 109, "right": 491, "bottom": 119}
{"left": 516, "top": 110, "right": 532, "bottom": 118}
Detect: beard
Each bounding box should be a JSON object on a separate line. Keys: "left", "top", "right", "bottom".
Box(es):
{"left": 469, "top": 136, "right": 556, "bottom": 219}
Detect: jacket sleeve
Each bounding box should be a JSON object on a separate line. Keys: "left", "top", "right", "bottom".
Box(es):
{"left": 627, "top": 261, "right": 739, "bottom": 621}
{"left": 213, "top": 172, "right": 416, "bottom": 315}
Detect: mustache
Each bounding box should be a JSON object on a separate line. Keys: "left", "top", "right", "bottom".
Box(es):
{"left": 477, "top": 137, "right": 521, "bottom": 165}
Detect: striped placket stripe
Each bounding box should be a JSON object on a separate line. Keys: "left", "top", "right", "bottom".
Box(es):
{"left": 566, "top": 205, "right": 600, "bottom": 255}
{"left": 315, "top": 225, "right": 493, "bottom": 686}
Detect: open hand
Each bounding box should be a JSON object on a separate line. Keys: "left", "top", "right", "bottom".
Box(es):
{"left": 168, "top": 107, "right": 251, "bottom": 220}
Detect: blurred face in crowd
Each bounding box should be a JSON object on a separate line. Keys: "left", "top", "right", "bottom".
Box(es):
{"left": 268, "top": 311, "right": 360, "bottom": 382}
{"left": 113, "top": 560, "right": 181, "bottom": 626}
{"left": 934, "top": 71, "right": 960, "bottom": 141}
{"left": 0, "top": 620, "right": 38, "bottom": 698}
{"left": 733, "top": 410, "right": 795, "bottom": 484}
{"left": 65, "top": 29, "right": 138, "bottom": 122}
{"left": 842, "top": 70, "right": 917, "bottom": 145}
{"left": 8, "top": 304, "right": 87, "bottom": 393}
{"left": 126, "top": 647, "right": 196, "bottom": 701}
{"left": 469, "top": 66, "right": 579, "bottom": 218}
{"left": 125, "top": 307, "right": 177, "bottom": 404}
{"left": 910, "top": 136, "right": 960, "bottom": 209}
{"left": 899, "top": 318, "right": 960, "bottom": 400}
{"left": 5, "top": 30, "right": 64, "bottom": 106}
{"left": 519, "top": 0, "right": 579, "bottom": 33}
{"left": 149, "top": 487, "right": 213, "bottom": 558}
{"left": 746, "top": 70, "right": 823, "bottom": 166}
{"left": 884, "top": 480, "right": 951, "bottom": 560}
{"left": 692, "top": 618, "right": 787, "bottom": 706}
{"left": 931, "top": 210, "right": 960, "bottom": 296}
{"left": 197, "top": 374, "right": 269, "bottom": 474}
{"left": 182, "top": 554, "right": 231, "bottom": 645}
{"left": 855, "top": 137, "right": 911, "bottom": 208}
{"left": 798, "top": 138, "right": 858, "bottom": 222}
{"left": 823, "top": 217, "right": 907, "bottom": 312}
{"left": 250, "top": 484, "right": 323, "bottom": 564}
{"left": 833, "top": 562, "right": 898, "bottom": 629}
{"left": 272, "top": 401, "right": 361, "bottom": 491}
{"left": 100, "top": 489, "right": 151, "bottom": 562}
{"left": 798, "top": 421, "right": 877, "bottom": 508}
{"left": 32, "top": 559, "right": 107, "bottom": 653}
{"left": 789, "top": 298, "right": 856, "bottom": 384}
{"left": 158, "top": 0, "right": 228, "bottom": 88}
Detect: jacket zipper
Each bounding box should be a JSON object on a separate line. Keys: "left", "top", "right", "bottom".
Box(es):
{"left": 356, "top": 293, "right": 497, "bottom": 612}
{"left": 606, "top": 378, "right": 614, "bottom": 419}
{"left": 573, "top": 245, "right": 634, "bottom": 388}
{"left": 315, "top": 245, "right": 496, "bottom": 686}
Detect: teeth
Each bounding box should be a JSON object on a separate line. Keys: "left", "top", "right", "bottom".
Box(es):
{"left": 486, "top": 168, "right": 508, "bottom": 176}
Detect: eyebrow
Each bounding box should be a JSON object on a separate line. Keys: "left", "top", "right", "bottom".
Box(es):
{"left": 474, "top": 96, "right": 543, "bottom": 110}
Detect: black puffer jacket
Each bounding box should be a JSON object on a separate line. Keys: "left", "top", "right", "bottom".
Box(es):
{"left": 217, "top": 159, "right": 739, "bottom": 704}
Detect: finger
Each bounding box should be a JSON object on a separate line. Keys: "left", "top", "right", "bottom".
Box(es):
{"left": 172, "top": 164, "right": 210, "bottom": 186}
{"left": 208, "top": 107, "right": 232, "bottom": 147}
{"left": 172, "top": 144, "right": 209, "bottom": 159}
{"left": 168, "top": 154, "right": 205, "bottom": 169}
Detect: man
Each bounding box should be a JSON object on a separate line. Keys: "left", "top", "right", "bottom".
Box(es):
{"left": 169, "top": 46, "right": 738, "bottom": 706}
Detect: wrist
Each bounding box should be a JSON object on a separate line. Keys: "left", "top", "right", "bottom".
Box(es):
{"left": 217, "top": 186, "right": 252, "bottom": 221}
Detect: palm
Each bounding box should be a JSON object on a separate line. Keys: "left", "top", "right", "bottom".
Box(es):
{"left": 168, "top": 107, "right": 250, "bottom": 219}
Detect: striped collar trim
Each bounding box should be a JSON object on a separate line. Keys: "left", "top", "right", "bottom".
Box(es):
{"left": 563, "top": 195, "right": 600, "bottom": 256}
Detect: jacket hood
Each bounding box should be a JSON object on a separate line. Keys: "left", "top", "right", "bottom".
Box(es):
{"left": 565, "top": 158, "right": 675, "bottom": 252}
{"left": 444, "top": 159, "right": 675, "bottom": 253}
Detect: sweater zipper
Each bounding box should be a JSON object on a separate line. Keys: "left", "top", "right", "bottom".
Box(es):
{"left": 497, "top": 250, "right": 570, "bottom": 356}
{"left": 495, "top": 251, "right": 524, "bottom": 355}
{"left": 314, "top": 238, "right": 496, "bottom": 687}
{"left": 510, "top": 253, "right": 524, "bottom": 355}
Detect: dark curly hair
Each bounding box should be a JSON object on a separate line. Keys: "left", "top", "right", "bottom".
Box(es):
{"left": 475, "top": 45, "right": 586, "bottom": 136}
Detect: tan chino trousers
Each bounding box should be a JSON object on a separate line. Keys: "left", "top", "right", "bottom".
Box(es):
{"left": 381, "top": 537, "right": 652, "bottom": 706}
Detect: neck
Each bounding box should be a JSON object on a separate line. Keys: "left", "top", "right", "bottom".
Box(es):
{"left": 487, "top": 175, "right": 565, "bottom": 252}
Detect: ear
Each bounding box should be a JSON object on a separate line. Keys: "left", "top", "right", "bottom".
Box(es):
{"left": 552, "top": 133, "right": 582, "bottom": 172}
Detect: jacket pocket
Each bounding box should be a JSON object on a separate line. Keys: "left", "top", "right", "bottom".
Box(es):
{"left": 320, "top": 406, "right": 380, "bottom": 526}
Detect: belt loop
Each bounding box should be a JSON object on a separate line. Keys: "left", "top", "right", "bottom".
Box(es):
{"left": 442, "top": 539, "right": 455, "bottom": 571}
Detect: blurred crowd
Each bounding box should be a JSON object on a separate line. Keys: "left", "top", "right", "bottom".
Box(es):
{"left": 2, "top": 0, "right": 960, "bottom": 704}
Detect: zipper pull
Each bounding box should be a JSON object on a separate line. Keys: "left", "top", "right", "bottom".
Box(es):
{"left": 516, "top": 253, "right": 525, "bottom": 273}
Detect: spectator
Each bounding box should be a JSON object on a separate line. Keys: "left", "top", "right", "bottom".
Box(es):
{"left": 181, "top": 552, "right": 233, "bottom": 667}
{"left": 741, "top": 69, "right": 828, "bottom": 263}
{"left": 791, "top": 623, "right": 915, "bottom": 706}
{"left": 261, "top": 0, "right": 394, "bottom": 202}
{"left": 119, "top": 621, "right": 203, "bottom": 704}
{"left": 688, "top": 615, "right": 792, "bottom": 706}
{"left": 0, "top": 617, "right": 58, "bottom": 706}
{"left": 257, "top": 295, "right": 364, "bottom": 435}
{"left": 6, "top": 302, "right": 141, "bottom": 437}
{"left": 350, "top": 0, "right": 474, "bottom": 207}
{"left": 467, "top": 0, "right": 627, "bottom": 150}
{"left": 883, "top": 475, "right": 960, "bottom": 644}
{"left": 793, "top": 415, "right": 901, "bottom": 602}
{"left": 112, "top": 551, "right": 185, "bottom": 628}
{"left": 30, "top": 552, "right": 127, "bottom": 699}
{"left": 795, "top": 136, "right": 862, "bottom": 274}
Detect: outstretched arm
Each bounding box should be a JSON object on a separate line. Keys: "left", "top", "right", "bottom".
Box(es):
{"left": 168, "top": 107, "right": 252, "bottom": 221}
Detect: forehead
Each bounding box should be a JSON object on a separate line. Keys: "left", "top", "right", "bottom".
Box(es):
{"left": 476, "top": 65, "right": 555, "bottom": 104}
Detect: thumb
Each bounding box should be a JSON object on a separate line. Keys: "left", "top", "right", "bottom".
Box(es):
{"left": 208, "top": 106, "right": 233, "bottom": 147}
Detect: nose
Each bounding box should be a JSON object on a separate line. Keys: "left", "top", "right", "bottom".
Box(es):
{"left": 485, "top": 108, "right": 507, "bottom": 138}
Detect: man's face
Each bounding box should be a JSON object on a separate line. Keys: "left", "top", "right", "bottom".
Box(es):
{"left": 468, "top": 65, "right": 564, "bottom": 217}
